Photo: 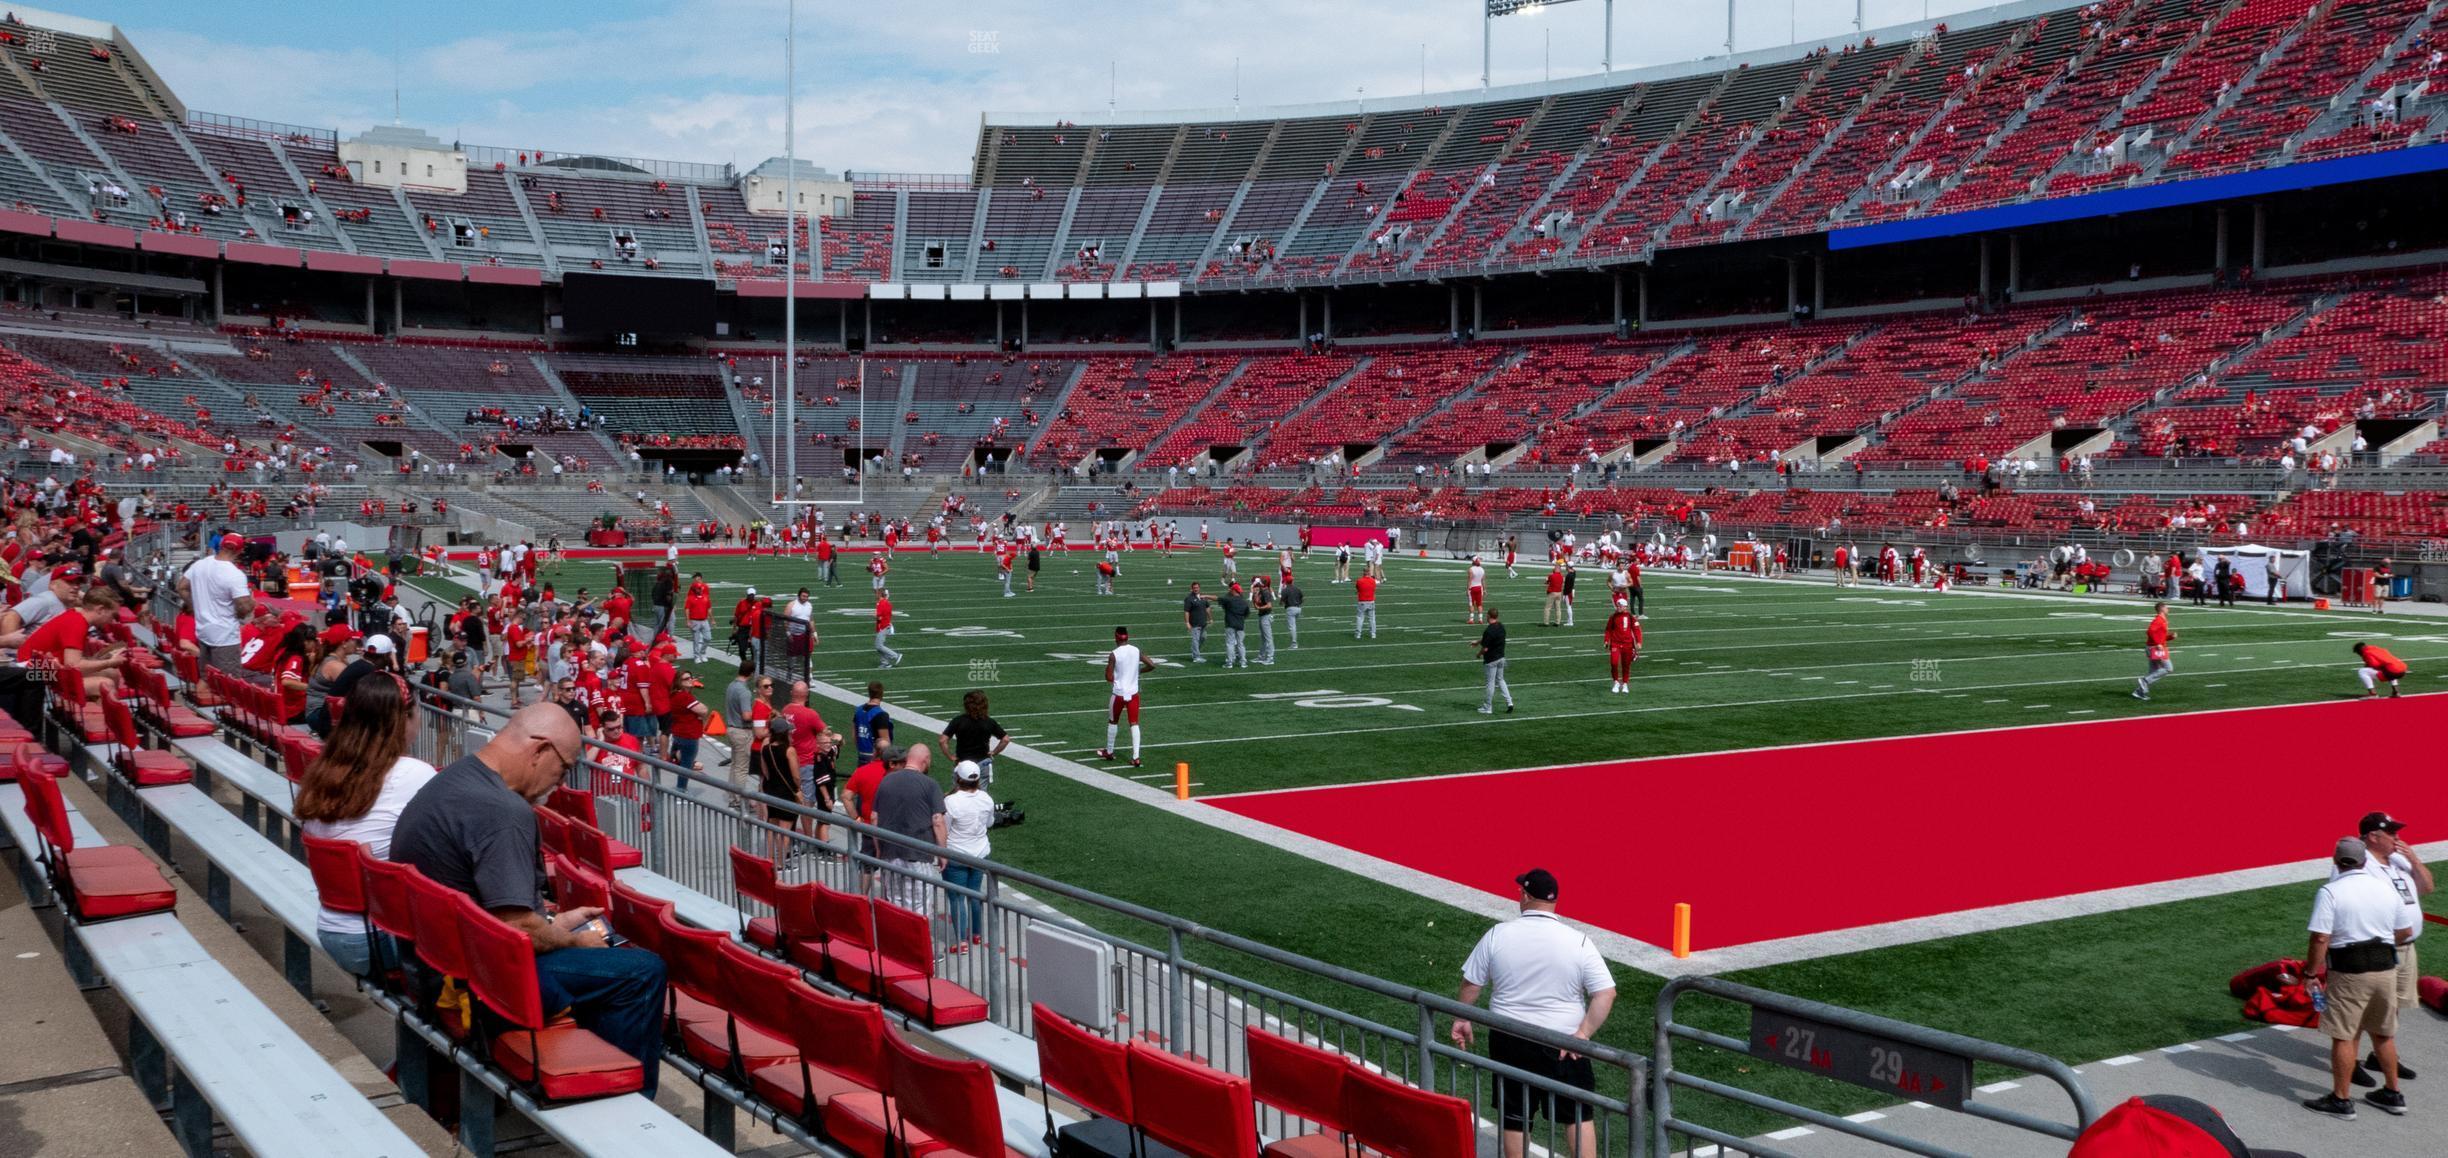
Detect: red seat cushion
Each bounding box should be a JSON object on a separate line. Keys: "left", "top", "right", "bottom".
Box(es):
{"left": 69, "top": 706, "right": 110, "bottom": 744}
{"left": 1263, "top": 1135, "right": 1350, "bottom": 1158}
{"left": 747, "top": 1058, "right": 870, "bottom": 1119}
{"left": 603, "top": 838, "right": 643, "bottom": 871}
{"left": 0, "top": 751, "right": 71, "bottom": 782}
{"left": 885, "top": 978, "right": 988, "bottom": 1028}
{"left": 492, "top": 1022, "right": 645, "bottom": 1101}
{"left": 784, "top": 938, "right": 830, "bottom": 972}
{"left": 115, "top": 750, "right": 193, "bottom": 786}
{"left": 61, "top": 846, "right": 176, "bottom": 919}
{"left": 745, "top": 916, "right": 779, "bottom": 950}
{"left": 157, "top": 709, "right": 217, "bottom": 738}
{"left": 825, "top": 943, "right": 923, "bottom": 994}
{"left": 679, "top": 1012, "right": 797, "bottom": 1073}
{"left": 822, "top": 1091, "right": 940, "bottom": 1158}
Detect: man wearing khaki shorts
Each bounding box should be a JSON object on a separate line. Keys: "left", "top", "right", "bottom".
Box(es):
{"left": 2303, "top": 836, "right": 2416, "bottom": 1119}
{"left": 2346, "top": 812, "right": 2434, "bottom": 1087}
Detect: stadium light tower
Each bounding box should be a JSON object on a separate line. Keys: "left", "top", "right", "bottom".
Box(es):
{"left": 1484, "top": 0, "right": 1613, "bottom": 88}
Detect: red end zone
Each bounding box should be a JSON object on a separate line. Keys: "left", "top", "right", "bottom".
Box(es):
{"left": 1209, "top": 695, "right": 2448, "bottom": 953}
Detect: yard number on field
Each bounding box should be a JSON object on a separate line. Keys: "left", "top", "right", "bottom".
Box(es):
{"left": 1250, "top": 689, "right": 1424, "bottom": 712}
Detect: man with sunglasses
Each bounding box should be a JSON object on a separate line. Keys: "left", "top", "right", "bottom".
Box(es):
{"left": 393, "top": 704, "right": 668, "bottom": 1095}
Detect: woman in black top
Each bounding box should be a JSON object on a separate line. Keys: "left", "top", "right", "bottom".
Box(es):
{"left": 1026, "top": 543, "right": 1041, "bottom": 592}
{"left": 939, "top": 689, "right": 1012, "bottom": 784}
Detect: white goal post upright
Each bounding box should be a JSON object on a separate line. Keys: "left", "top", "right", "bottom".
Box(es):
{"left": 768, "top": 0, "right": 862, "bottom": 517}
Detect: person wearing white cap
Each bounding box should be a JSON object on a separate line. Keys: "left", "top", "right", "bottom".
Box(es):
{"left": 941, "top": 761, "right": 995, "bottom": 951}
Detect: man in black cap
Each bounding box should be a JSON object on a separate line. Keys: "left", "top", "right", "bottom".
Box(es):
{"left": 2342, "top": 811, "right": 2432, "bottom": 1089}
{"left": 1451, "top": 868, "right": 1615, "bottom": 1157}
{"left": 2304, "top": 835, "right": 2415, "bottom": 1119}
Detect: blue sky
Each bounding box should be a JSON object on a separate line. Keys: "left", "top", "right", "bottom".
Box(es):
{"left": 84, "top": 0, "right": 2002, "bottom": 174}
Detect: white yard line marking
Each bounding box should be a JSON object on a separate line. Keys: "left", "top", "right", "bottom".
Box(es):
{"left": 2160, "top": 1043, "right": 2201, "bottom": 1054}
{"left": 2103, "top": 1055, "right": 2143, "bottom": 1066}
{"left": 1765, "top": 1127, "right": 1814, "bottom": 1141}
{"left": 1978, "top": 1081, "right": 2022, "bottom": 1094}
{"left": 1843, "top": 1110, "right": 1887, "bottom": 1123}
{"left": 2218, "top": 1032, "right": 2259, "bottom": 1043}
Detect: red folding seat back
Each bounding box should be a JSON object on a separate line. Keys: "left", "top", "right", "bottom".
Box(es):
{"left": 280, "top": 733, "right": 322, "bottom": 783}
{"left": 563, "top": 815, "right": 640, "bottom": 873}
{"left": 357, "top": 849, "right": 423, "bottom": 944}
{"left": 536, "top": 807, "right": 572, "bottom": 856}
{"left": 748, "top": 974, "right": 870, "bottom": 1121}
{"left": 813, "top": 882, "right": 875, "bottom": 949}
{"left": 463, "top": 906, "right": 645, "bottom": 1101}
{"left": 884, "top": 1026, "right": 1019, "bottom": 1157}
{"left": 1246, "top": 1027, "right": 1355, "bottom": 1156}
{"left": 728, "top": 845, "right": 783, "bottom": 948}
{"left": 1341, "top": 1064, "right": 1475, "bottom": 1158}
{"left": 771, "top": 880, "right": 825, "bottom": 967}
{"left": 605, "top": 879, "right": 673, "bottom": 954}
{"left": 656, "top": 907, "right": 730, "bottom": 1009}
{"left": 1033, "top": 1003, "right": 1134, "bottom": 1125}
{"left": 300, "top": 834, "right": 367, "bottom": 917}
{"left": 1126, "top": 1041, "right": 1258, "bottom": 1158}
{"left": 546, "top": 853, "right": 611, "bottom": 912}
{"left": 545, "top": 784, "right": 600, "bottom": 828}
{"left": 708, "top": 938, "right": 802, "bottom": 1075}
{"left": 405, "top": 871, "right": 476, "bottom": 980}
{"left": 791, "top": 983, "right": 902, "bottom": 1156}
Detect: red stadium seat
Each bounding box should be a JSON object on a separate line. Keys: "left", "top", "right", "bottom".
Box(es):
{"left": 876, "top": 901, "right": 987, "bottom": 1028}
{"left": 883, "top": 1025, "right": 1028, "bottom": 1157}
{"left": 462, "top": 898, "right": 645, "bottom": 1101}
{"left": 1126, "top": 1041, "right": 1258, "bottom": 1158}
{"left": 17, "top": 768, "right": 175, "bottom": 921}
{"left": 1247, "top": 1027, "right": 1356, "bottom": 1158}
{"left": 1342, "top": 1063, "right": 1475, "bottom": 1158}
{"left": 101, "top": 693, "right": 192, "bottom": 786}
{"left": 1033, "top": 1003, "right": 1138, "bottom": 1152}
{"left": 728, "top": 844, "right": 784, "bottom": 949}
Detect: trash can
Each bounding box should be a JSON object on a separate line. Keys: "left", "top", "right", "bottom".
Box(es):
{"left": 408, "top": 625, "right": 430, "bottom": 665}
{"left": 2392, "top": 577, "right": 2415, "bottom": 599}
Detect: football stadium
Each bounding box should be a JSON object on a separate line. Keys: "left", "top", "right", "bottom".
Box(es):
{"left": 0, "top": 1, "right": 2444, "bottom": 1154}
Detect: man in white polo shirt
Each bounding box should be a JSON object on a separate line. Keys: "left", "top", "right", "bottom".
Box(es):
{"left": 2304, "top": 836, "right": 2415, "bottom": 1120}
{"left": 2345, "top": 811, "right": 2433, "bottom": 1089}
{"left": 1451, "top": 868, "right": 1616, "bottom": 1157}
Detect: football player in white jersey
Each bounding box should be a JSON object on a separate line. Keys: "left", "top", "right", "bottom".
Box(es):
{"left": 1465, "top": 557, "right": 1487, "bottom": 624}
{"left": 1098, "top": 626, "right": 1157, "bottom": 768}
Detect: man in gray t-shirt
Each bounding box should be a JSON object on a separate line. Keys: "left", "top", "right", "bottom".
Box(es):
{"left": 871, "top": 745, "right": 948, "bottom": 914}
{"left": 722, "top": 665, "right": 755, "bottom": 771}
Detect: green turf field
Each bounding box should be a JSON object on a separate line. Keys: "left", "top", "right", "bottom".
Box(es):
{"left": 566, "top": 546, "right": 2443, "bottom": 795}
{"left": 410, "top": 546, "right": 2448, "bottom": 1139}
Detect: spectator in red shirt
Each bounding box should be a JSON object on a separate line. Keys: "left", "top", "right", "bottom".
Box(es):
{"left": 684, "top": 573, "right": 713, "bottom": 661}
{"left": 21, "top": 588, "right": 128, "bottom": 696}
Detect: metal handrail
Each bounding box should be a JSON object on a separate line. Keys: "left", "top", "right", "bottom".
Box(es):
{"left": 1654, "top": 976, "right": 2096, "bottom": 1158}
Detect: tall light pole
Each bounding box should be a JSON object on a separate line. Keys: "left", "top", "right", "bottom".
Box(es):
{"left": 1485, "top": 0, "right": 1615, "bottom": 87}
{"left": 782, "top": 0, "right": 795, "bottom": 508}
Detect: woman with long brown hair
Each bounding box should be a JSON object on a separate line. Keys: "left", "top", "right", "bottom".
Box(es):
{"left": 295, "top": 674, "right": 436, "bottom": 976}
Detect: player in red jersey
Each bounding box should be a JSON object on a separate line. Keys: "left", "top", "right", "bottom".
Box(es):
{"left": 1603, "top": 599, "right": 1642, "bottom": 693}
{"left": 1219, "top": 541, "right": 1239, "bottom": 583}
{"left": 2133, "top": 602, "right": 2177, "bottom": 701}
{"left": 868, "top": 552, "right": 889, "bottom": 592}
{"left": 1097, "top": 627, "right": 1156, "bottom": 767}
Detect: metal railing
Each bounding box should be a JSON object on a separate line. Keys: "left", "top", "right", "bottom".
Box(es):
{"left": 1656, "top": 977, "right": 2096, "bottom": 1158}
{"left": 400, "top": 679, "right": 1649, "bottom": 1154}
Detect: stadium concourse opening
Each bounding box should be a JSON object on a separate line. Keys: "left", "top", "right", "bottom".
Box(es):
{"left": 1210, "top": 693, "right": 2448, "bottom": 952}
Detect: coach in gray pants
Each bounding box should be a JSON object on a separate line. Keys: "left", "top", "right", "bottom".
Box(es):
{"left": 1281, "top": 578, "right": 1303, "bottom": 648}
{"left": 1182, "top": 583, "right": 1211, "bottom": 663}
{"left": 1476, "top": 608, "right": 1513, "bottom": 714}
{"left": 1217, "top": 585, "right": 1251, "bottom": 669}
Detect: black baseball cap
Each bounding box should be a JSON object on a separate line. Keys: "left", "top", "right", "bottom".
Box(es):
{"left": 2360, "top": 811, "right": 2407, "bottom": 835}
{"left": 1516, "top": 868, "right": 1559, "bottom": 902}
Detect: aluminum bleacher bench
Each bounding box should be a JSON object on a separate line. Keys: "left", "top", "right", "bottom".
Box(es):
{"left": 75, "top": 913, "right": 425, "bottom": 1158}
{"left": 5, "top": 773, "right": 421, "bottom": 1158}
{"left": 119, "top": 744, "right": 728, "bottom": 1158}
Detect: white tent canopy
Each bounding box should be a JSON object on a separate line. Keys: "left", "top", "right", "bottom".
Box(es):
{"left": 2200, "top": 544, "right": 2312, "bottom": 600}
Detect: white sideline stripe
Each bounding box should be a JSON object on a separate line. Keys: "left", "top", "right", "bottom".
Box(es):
{"left": 1765, "top": 1127, "right": 1814, "bottom": 1140}
{"left": 2219, "top": 1032, "right": 2260, "bottom": 1043}
{"left": 1978, "top": 1081, "right": 2023, "bottom": 1094}
{"left": 2160, "top": 1043, "right": 2201, "bottom": 1054}
{"left": 2103, "top": 1055, "right": 2144, "bottom": 1066}
{"left": 1844, "top": 1110, "right": 1887, "bottom": 1123}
